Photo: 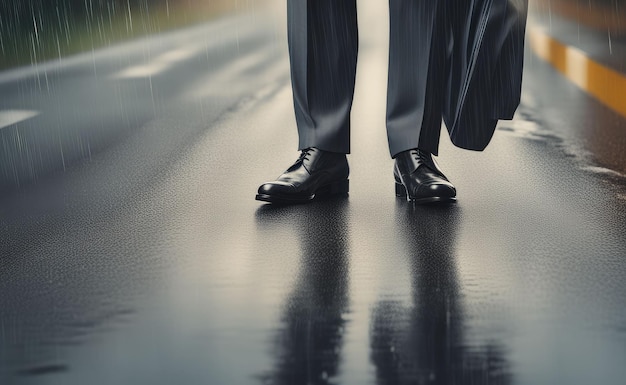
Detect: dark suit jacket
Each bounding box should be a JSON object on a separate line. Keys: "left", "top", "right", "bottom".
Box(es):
{"left": 444, "top": 0, "right": 528, "bottom": 151}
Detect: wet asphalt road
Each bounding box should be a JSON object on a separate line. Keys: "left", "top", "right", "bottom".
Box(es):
{"left": 2, "top": 2, "right": 626, "bottom": 385}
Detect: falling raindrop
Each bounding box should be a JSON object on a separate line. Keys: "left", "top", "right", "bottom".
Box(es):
{"left": 127, "top": 0, "right": 133, "bottom": 34}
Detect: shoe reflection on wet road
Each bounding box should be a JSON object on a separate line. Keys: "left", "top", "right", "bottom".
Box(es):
{"left": 254, "top": 199, "right": 511, "bottom": 384}
{"left": 368, "top": 203, "right": 509, "bottom": 385}
{"left": 255, "top": 199, "right": 350, "bottom": 384}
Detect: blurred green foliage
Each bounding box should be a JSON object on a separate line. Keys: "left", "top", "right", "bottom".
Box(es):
{"left": 0, "top": 0, "right": 231, "bottom": 70}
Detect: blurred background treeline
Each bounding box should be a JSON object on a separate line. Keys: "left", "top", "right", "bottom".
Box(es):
{"left": 0, "top": 0, "right": 243, "bottom": 70}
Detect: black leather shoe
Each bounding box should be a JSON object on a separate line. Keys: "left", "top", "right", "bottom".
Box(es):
{"left": 394, "top": 148, "right": 456, "bottom": 204}
{"left": 256, "top": 148, "right": 349, "bottom": 204}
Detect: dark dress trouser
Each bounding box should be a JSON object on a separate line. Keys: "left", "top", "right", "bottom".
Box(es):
{"left": 287, "top": 0, "right": 527, "bottom": 157}
{"left": 288, "top": 0, "right": 452, "bottom": 157}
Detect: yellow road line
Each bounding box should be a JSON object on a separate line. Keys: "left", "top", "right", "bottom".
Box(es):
{"left": 528, "top": 26, "right": 626, "bottom": 119}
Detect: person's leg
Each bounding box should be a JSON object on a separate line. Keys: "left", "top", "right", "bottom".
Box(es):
{"left": 288, "top": 0, "right": 358, "bottom": 154}
{"left": 386, "top": 0, "right": 447, "bottom": 158}
{"left": 256, "top": 0, "right": 358, "bottom": 204}
{"left": 388, "top": 0, "right": 456, "bottom": 203}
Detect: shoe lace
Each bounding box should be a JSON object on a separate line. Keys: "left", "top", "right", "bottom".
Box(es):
{"left": 409, "top": 148, "right": 429, "bottom": 162}
{"left": 297, "top": 147, "right": 316, "bottom": 162}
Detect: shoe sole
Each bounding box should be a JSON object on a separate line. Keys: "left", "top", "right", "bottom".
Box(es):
{"left": 256, "top": 179, "right": 349, "bottom": 204}
{"left": 395, "top": 182, "right": 457, "bottom": 204}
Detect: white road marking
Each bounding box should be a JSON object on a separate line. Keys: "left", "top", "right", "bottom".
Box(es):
{"left": 0, "top": 110, "right": 40, "bottom": 130}
{"left": 111, "top": 46, "right": 203, "bottom": 79}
